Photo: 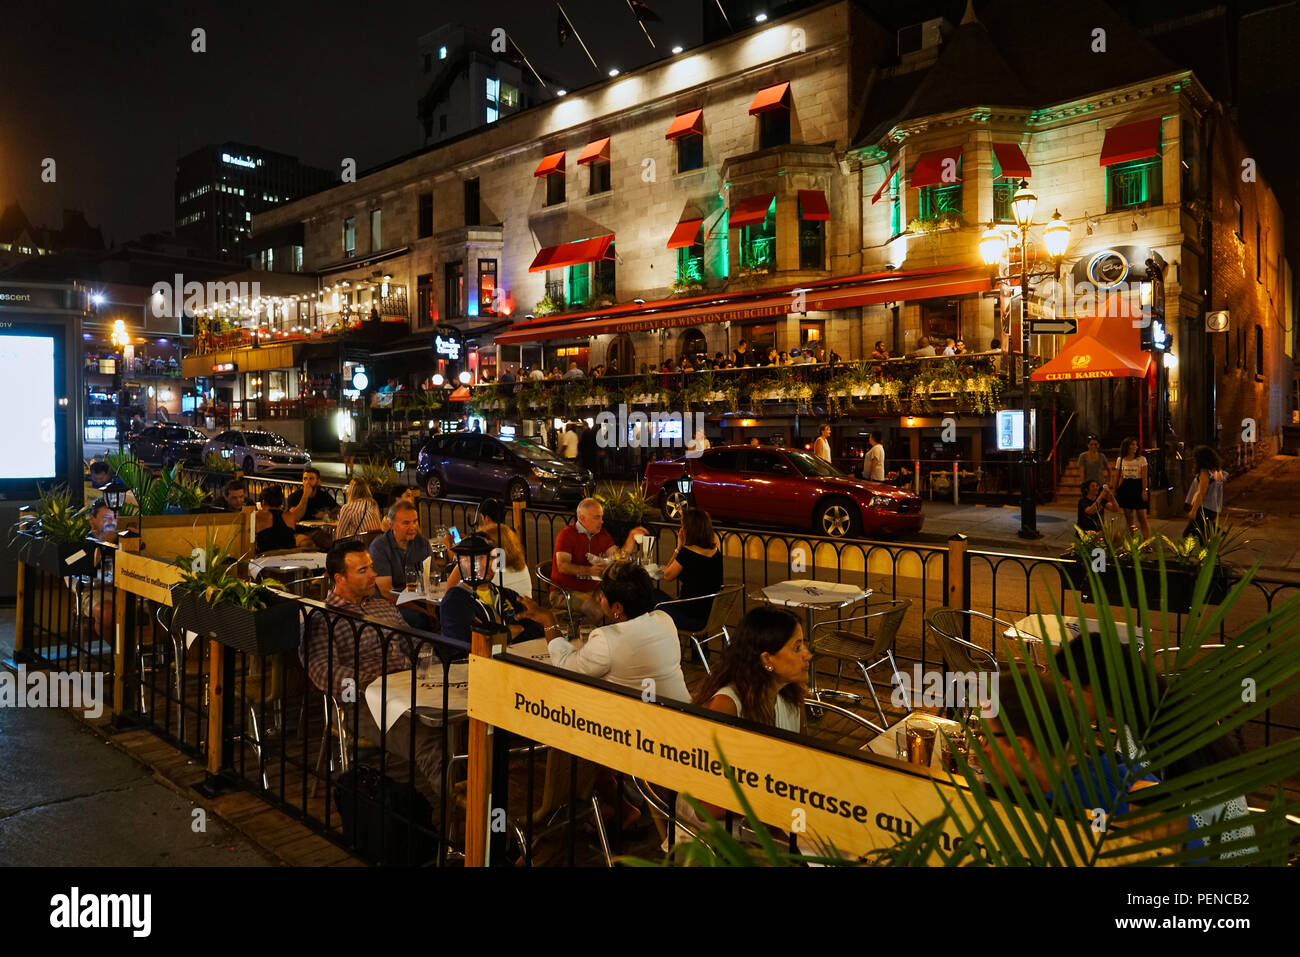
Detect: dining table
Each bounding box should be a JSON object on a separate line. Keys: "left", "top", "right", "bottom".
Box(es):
{"left": 1002, "top": 614, "right": 1146, "bottom": 664}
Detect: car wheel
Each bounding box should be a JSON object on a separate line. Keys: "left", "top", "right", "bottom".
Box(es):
{"left": 425, "top": 472, "right": 445, "bottom": 498}
{"left": 815, "top": 498, "right": 859, "bottom": 538}
{"left": 661, "top": 489, "right": 690, "bottom": 522}
{"left": 507, "top": 479, "right": 529, "bottom": 504}
{"left": 242, "top": 455, "right": 255, "bottom": 475}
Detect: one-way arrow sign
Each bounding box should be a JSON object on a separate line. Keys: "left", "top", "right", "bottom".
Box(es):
{"left": 1030, "top": 319, "right": 1077, "bottom": 335}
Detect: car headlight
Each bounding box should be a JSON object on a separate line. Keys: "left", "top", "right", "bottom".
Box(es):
{"left": 532, "top": 467, "right": 558, "bottom": 479}
{"left": 869, "top": 495, "right": 894, "bottom": 509}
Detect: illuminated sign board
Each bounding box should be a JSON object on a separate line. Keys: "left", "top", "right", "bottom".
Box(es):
{"left": 212, "top": 362, "right": 236, "bottom": 373}
{"left": 996, "top": 410, "right": 1037, "bottom": 451}
{"left": 221, "top": 152, "right": 258, "bottom": 169}
{"left": 435, "top": 332, "right": 463, "bottom": 361}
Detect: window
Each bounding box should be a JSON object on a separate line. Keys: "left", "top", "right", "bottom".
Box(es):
{"left": 679, "top": 328, "right": 706, "bottom": 358}
{"left": 993, "top": 176, "right": 1017, "bottom": 223}
{"left": 740, "top": 201, "right": 776, "bottom": 272}
{"left": 568, "top": 263, "right": 590, "bottom": 305}
{"left": 445, "top": 261, "right": 464, "bottom": 319}
{"left": 342, "top": 217, "right": 355, "bottom": 258}
{"left": 745, "top": 451, "right": 794, "bottom": 475}
{"left": 487, "top": 107, "right": 498, "bottom": 124}
{"left": 292, "top": 245, "right": 303, "bottom": 272}
{"left": 594, "top": 256, "right": 615, "bottom": 299}
{"left": 677, "top": 240, "right": 704, "bottom": 284}
{"left": 370, "top": 209, "right": 381, "bottom": 251}
{"left": 700, "top": 448, "right": 744, "bottom": 471}
{"left": 889, "top": 169, "right": 902, "bottom": 237}
{"left": 758, "top": 109, "right": 790, "bottom": 149}
{"left": 546, "top": 172, "right": 565, "bottom": 206}
{"left": 1256, "top": 221, "right": 1262, "bottom": 282}
{"left": 500, "top": 84, "right": 518, "bottom": 108}
{"left": 486, "top": 77, "right": 499, "bottom": 123}
{"left": 590, "top": 161, "right": 611, "bottom": 194}
{"left": 417, "top": 274, "right": 435, "bottom": 328}
{"left": 922, "top": 298, "right": 962, "bottom": 343}
{"left": 464, "top": 178, "right": 480, "bottom": 226}
{"left": 799, "top": 219, "right": 824, "bottom": 270}
{"left": 418, "top": 193, "right": 433, "bottom": 238}
{"left": 677, "top": 134, "right": 704, "bottom": 173}
{"left": 1234, "top": 200, "right": 1243, "bottom": 240}
{"left": 1255, "top": 324, "right": 1264, "bottom": 376}
{"left": 477, "top": 259, "right": 497, "bottom": 316}
{"left": 800, "top": 321, "right": 824, "bottom": 349}
{"left": 1106, "top": 158, "right": 1161, "bottom": 211}
{"left": 439, "top": 45, "right": 447, "bottom": 59}
{"left": 919, "top": 182, "right": 962, "bottom": 220}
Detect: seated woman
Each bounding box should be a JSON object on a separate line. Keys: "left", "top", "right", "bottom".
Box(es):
{"left": 675, "top": 607, "right": 810, "bottom": 834}
{"left": 439, "top": 533, "right": 548, "bottom": 646}
{"left": 444, "top": 498, "right": 531, "bottom": 596}
{"left": 333, "top": 478, "right": 383, "bottom": 542}
{"left": 659, "top": 507, "right": 723, "bottom": 632}
{"left": 254, "top": 486, "right": 298, "bottom": 554}
{"left": 547, "top": 562, "right": 688, "bottom": 702}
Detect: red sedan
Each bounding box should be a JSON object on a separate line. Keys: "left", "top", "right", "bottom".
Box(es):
{"left": 643, "top": 445, "right": 923, "bottom": 539}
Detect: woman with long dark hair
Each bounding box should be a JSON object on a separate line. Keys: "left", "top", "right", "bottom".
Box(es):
{"left": 659, "top": 507, "right": 722, "bottom": 631}
{"left": 1183, "top": 446, "right": 1226, "bottom": 543}
{"left": 1114, "top": 436, "right": 1151, "bottom": 538}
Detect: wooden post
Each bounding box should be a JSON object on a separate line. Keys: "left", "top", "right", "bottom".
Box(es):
{"left": 206, "top": 640, "right": 224, "bottom": 775}
{"left": 947, "top": 533, "right": 968, "bottom": 611}
{"left": 13, "top": 561, "right": 26, "bottom": 657}
{"left": 464, "top": 628, "right": 495, "bottom": 867}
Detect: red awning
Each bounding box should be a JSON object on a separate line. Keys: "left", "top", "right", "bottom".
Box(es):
{"left": 1099, "top": 117, "right": 1161, "bottom": 166}
{"left": 910, "top": 146, "right": 963, "bottom": 189}
{"left": 576, "top": 137, "right": 610, "bottom": 166}
{"left": 992, "top": 142, "right": 1032, "bottom": 178}
{"left": 1031, "top": 318, "right": 1152, "bottom": 381}
{"left": 730, "top": 193, "right": 775, "bottom": 229}
{"left": 528, "top": 234, "right": 615, "bottom": 273}
{"left": 534, "top": 151, "right": 566, "bottom": 177}
{"left": 448, "top": 385, "right": 472, "bottom": 401}
{"left": 749, "top": 82, "right": 790, "bottom": 115}
{"left": 871, "top": 161, "right": 900, "bottom": 205}
{"left": 798, "top": 190, "right": 830, "bottom": 221}
{"left": 494, "top": 266, "right": 992, "bottom": 344}
{"left": 665, "top": 109, "right": 703, "bottom": 140}
{"left": 666, "top": 219, "right": 704, "bottom": 249}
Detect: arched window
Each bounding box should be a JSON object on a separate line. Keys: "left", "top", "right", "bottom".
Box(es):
{"left": 607, "top": 335, "right": 634, "bottom": 376}
{"left": 679, "top": 327, "right": 706, "bottom": 360}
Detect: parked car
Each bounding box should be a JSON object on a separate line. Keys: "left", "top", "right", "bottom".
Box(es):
{"left": 416, "top": 432, "right": 592, "bottom": 505}
{"left": 643, "top": 444, "right": 924, "bottom": 538}
{"left": 202, "top": 429, "right": 311, "bottom": 476}
{"left": 129, "top": 424, "right": 209, "bottom": 469}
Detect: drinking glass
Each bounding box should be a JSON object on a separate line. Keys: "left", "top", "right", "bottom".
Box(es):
{"left": 416, "top": 645, "right": 436, "bottom": 680}
{"left": 405, "top": 567, "right": 420, "bottom": 592}
{"left": 904, "top": 715, "right": 939, "bottom": 767}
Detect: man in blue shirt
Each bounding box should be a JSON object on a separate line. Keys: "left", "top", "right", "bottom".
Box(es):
{"left": 368, "top": 499, "right": 432, "bottom": 629}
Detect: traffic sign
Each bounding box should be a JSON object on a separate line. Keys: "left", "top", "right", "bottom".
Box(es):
{"left": 1029, "top": 319, "right": 1077, "bottom": 335}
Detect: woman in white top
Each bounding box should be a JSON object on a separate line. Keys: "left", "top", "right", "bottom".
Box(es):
{"left": 547, "top": 562, "right": 688, "bottom": 702}
{"left": 1114, "top": 436, "right": 1152, "bottom": 538}
{"left": 333, "top": 478, "right": 383, "bottom": 542}
{"left": 674, "top": 607, "right": 810, "bottom": 835}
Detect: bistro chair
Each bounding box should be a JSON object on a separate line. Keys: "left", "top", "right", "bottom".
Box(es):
{"left": 311, "top": 693, "right": 381, "bottom": 799}
{"left": 657, "top": 584, "right": 743, "bottom": 673}
{"left": 536, "top": 560, "right": 580, "bottom": 640}
{"left": 801, "top": 697, "right": 887, "bottom": 736}
{"left": 631, "top": 776, "right": 703, "bottom": 848}
{"left": 1151, "top": 643, "right": 1229, "bottom": 678}
{"left": 924, "top": 607, "right": 1007, "bottom": 721}
{"left": 808, "top": 598, "right": 911, "bottom": 728}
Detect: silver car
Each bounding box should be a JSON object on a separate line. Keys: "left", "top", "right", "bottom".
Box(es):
{"left": 202, "top": 429, "right": 311, "bottom": 476}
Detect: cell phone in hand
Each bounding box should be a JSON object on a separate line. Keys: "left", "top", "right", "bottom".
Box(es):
{"left": 450, "top": 526, "right": 461, "bottom": 544}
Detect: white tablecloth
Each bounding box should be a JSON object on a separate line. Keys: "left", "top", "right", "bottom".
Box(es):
{"left": 396, "top": 584, "right": 449, "bottom": 607}
{"left": 364, "top": 638, "right": 550, "bottom": 731}
{"left": 762, "top": 580, "right": 870, "bottom": 609}
{"left": 863, "top": 714, "right": 965, "bottom": 774}
{"left": 249, "top": 551, "right": 327, "bottom": 579}
{"left": 1006, "top": 615, "right": 1144, "bottom": 650}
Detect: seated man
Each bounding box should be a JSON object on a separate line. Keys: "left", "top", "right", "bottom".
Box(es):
{"left": 438, "top": 533, "right": 550, "bottom": 647}
{"left": 299, "top": 541, "right": 444, "bottom": 812}
{"left": 548, "top": 497, "right": 646, "bottom": 625}
{"left": 287, "top": 467, "right": 339, "bottom": 551}
{"left": 369, "top": 499, "right": 432, "bottom": 629}
{"left": 222, "top": 480, "right": 248, "bottom": 512}
{"left": 68, "top": 499, "right": 117, "bottom": 640}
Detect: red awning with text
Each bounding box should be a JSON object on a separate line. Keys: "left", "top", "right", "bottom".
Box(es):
{"left": 665, "top": 109, "right": 704, "bottom": 140}
{"left": 576, "top": 138, "right": 610, "bottom": 165}
{"left": 1099, "top": 117, "right": 1161, "bottom": 166}
{"left": 1031, "top": 318, "right": 1152, "bottom": 381}
{"left": 666, "top": 219, "right": 704, "bottom": 249}
{"left": 495, "top": 266, "right": 992, "bottom": 344}
{"left": 992, "top": 143, "right": 1032, "bottom": 178}
{"left": 798, "top": 190, "right": 830, "bottom": 221}
{"left": 528, "top": 234, "right": 615, "bottom": 273}
{"left": 534, "top": 151, "right": 566, "bottom": 177}
{"left": 730, "top": 193, "right": 776, "bottom": 229}
{"left": 910, "top": 146, "right": 963, "bottom": 189}
{"left": 749, "top": 82, "right": 790, "bottom": 115}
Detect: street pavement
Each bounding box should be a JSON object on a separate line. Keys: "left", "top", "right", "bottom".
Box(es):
{"left": 0, "top": 613, "right": 276, "bottom": 867}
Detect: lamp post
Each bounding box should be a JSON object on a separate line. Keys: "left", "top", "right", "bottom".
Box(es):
{"left": 980, "top": 182, "right": 1071, "bottom": 539}
{"left": 110, "top": 319, "right": 131, "bottom": 454}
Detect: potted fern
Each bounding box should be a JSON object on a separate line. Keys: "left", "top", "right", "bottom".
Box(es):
{"left": 593, "top": 482, "right": 648, "bottom": 546}
{"left": 170, "top": 542, "right": 298, "bottom": 657}
{"left": 9, "top": 484, "right": 96, "bottom": 576}
{"left": 354, "top": 457, "right": 400, "bottom": 508}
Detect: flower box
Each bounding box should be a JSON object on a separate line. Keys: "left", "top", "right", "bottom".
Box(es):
{"left": 1062, "top": 559, "right": 1233, "bottom": 613}
{"left": 15, "top": 531, "right": 97, "bottom": 577}
{"left": 170, "top": 587, "right": 301, "bottom": 657}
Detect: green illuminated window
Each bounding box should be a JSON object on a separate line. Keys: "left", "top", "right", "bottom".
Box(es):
{"left": 1106, "top": 158, "right": 1161, "bottom": 211}
{"left": 919, "top": 183, "right": 962, "bottom": 220}
{"left": 677, "top": 242, "right": 704, "bottom": 283}
{"left": 568, "top": 263, "right": 590, "bottom": 305}
{"left": 889, "top": 170, "right": 902, "bottom": 237}
{"left": 993, "top": 177, "right": 1017, "bottom": 223}
{"left": 740, "top": 201, "right": 776, "bottom": 271}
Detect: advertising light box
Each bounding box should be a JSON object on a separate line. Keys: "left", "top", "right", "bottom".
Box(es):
{"left": 0, "top": 333, "right": 57, "bottom": 479}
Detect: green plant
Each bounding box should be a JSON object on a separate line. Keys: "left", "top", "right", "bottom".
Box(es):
{"left": 107, "top": 453, "right": 210, "bottom": 516}
{"left": 205, "top": 451, "right": 236, "bottom": 473}
{"left": 354, "top": 457, "right": 398, "bottom": 493}
{"left": 173, "top": 538, "right": 282, "bottom": 611}
{"left": 670, "top": 277, "right": 704, "bottom": 296}
{"left": 593, "top": 482, "right": 648, "bottom": 525}
{"left": 908, "top": 210, "right": 964, "bottom": 233}
{"left": 8, "top": 484, "right": 91, "bottom": 546}
{"left": 535, "top": 295, "right": 563, "bottom": 317}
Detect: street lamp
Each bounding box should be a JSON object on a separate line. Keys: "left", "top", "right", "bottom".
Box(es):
{"left": 980, "top": 183, "right": 1071, "bottom": 539}
{"left": 110, "top": 319, "right": 131, "bottom": 453}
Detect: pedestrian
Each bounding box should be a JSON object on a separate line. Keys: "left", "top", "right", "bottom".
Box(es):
{"left": 812, "top": 424, "right": 832, "bottom": 463}
{"left": 1077, "top": 436, "right": 1111, "bottom": 489}
{"left": 1115, "top": 437, "right": 1151, "bottom": 538}
{"left": 864, "top": 430, "right": 885, "bottom": 482}
{"left": 1183, "top": 446, "right": 1226, "bottom": 543}
{"left": 954, "top": 340, "right": 966, "bottom": 355}
{"left": 578, "top": 423, "right": 599, "bottom": 476}
{"left": 989, "top": 338, "right": 1002, "bottom": 352}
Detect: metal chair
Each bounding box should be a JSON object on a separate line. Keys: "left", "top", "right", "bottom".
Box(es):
{"left": 1151, "top": 643, "right": 1229, "bottom": 677}
{"left": 631, "top": 775, "right": 703, "bottom": 847}
{"left": 657, "top": 583, "right": 743, "bottom": 673}
{"left": 808, "top": 598, "right": 912, "bottom": 727}
{"left": 536, "top": 560, "right": 580, "bottom": 639}
{"left": 924, "top": 607, "right": 1013, "bottom": 721}
{"left": 801, "top": 698, "right": 887, "bottom": 735}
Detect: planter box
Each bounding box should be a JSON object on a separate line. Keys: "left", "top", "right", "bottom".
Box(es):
{"left": 1063, "top": 559, "right": 1232, "bottom": 612}
{"left": 15, "top": 531, "right": 97, "bottom": 577}
{"left": 117, "top": 511, "right": 247, "bottom": 565}
{"left": 170, "top": 587, "right": 301, "bottom": 657}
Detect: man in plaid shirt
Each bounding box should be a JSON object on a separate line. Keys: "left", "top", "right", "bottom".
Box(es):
{"left": 300, "top": 540, "right": 444, "bottom": 812}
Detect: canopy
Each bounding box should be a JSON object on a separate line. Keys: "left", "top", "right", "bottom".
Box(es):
{"left": 1031, "top": 318, "right": 1152, "bottom": 381}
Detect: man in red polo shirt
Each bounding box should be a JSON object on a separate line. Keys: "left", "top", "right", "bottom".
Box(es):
{"left": 550, "top": 497, "right": 646, "bottom": 623}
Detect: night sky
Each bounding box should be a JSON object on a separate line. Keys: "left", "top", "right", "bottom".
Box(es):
{"left": 0, "top": 0, "right": 705, "bottom": 245}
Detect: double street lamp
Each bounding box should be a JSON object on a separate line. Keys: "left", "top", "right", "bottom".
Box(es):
{"left": 979, "top": 182, "right": 1071, "bottom": 539}
{"left": 110, "top": 319, "right": 131, "bottom": 454}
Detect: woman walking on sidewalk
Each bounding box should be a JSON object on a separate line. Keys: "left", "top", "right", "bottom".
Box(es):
{"left": 1183, "top": 445, "right": 1226, "bottom": 544}
{"left": 1077, "top": 436, "right": 1111, "bottom": 488}
{"left": 1115, "top": 437, "right": 1151, "bottom": 539}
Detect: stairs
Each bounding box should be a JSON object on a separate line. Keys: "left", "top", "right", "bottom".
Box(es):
{"left": 1053, "top": 460, "right": 1084, "bottom": 504}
